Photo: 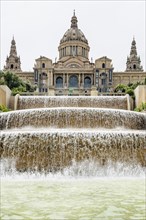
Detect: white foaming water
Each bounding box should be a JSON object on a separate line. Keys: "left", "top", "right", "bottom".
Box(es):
{"left": 1, "top": 158, "right": 145, "bottom": 180}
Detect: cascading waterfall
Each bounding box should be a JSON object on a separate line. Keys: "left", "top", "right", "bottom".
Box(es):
{"left": 0, "top": 96, "right": 146, "bottom": 174}
{"left": 0, "top": 108, "right": 145, "bottom": 130}
{"left": 17, "top": 95, "right": 128, "bottom": 110}
{"left": 1, "top": 130, "right": 145, "bottom": 172}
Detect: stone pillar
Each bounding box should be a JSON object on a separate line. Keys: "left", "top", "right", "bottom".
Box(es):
{"left": 82, "top": 73, "right": 84, "bottom": 87}
{"left": 67, "top": 74, "right": 69, "bottom": 87}
{"left": 79, "top": 74, "right": 81, "bottom": 88}
{"left": 126, "top": 94, "right": 133, "bottom": 110}
{"left": 80, "top": 73, "right": 82, "bottom": 84}
{"left": 92, "top": 74, "right": 94, "bottom": 85}
{"left": 91, "top": 86, "right": 98, "bottom": 96}
{"left": 94, "top": 72, "right": 96, "bottom": 86}
{"left": 14, "top": 94, "right": 20, "bottom": 110}
{"left": 0, "top": 85, "right": 12, "bottom": 108}
{"left": 52, "top": 71, "right": 54, "bottom": 86}
{"left": 50, "top": 71, "right": 53, "bottom": 86}
{"left": 63, "top": 73, "right": 65, "bottom": 87}
{"left": 134, "top": 85, "right": 146, "bottom": 108}
{"left": 48, "top": 88, "right": 55, "bottom": 96}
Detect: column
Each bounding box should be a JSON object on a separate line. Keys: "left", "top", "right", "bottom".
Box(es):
{"left": 63, "top": 73, "right": 65, "bottom": 87}
{"left": 67, "top": 74, "right": 69, "bottom": 87}
{"left": 79, "top": 73, "right": 80, "bottom": 88}
{"left": 82, "top": 73, "right": 84, "bottom": 87}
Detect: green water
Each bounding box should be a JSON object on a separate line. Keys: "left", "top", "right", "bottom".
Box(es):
{"left": 1, "top": 178, "right": 145, "bottom": 220}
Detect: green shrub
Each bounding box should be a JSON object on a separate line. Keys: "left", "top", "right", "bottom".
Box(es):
{"left": 114, "top": 84, "right": 127, "bottom": 93}
{"left": 0, "top": 71, "right": 36, "bottom": 95}
{"left": 134, "top": 102, "right": 146, "bottom": 112}
{"left": 114, "top": 82, "right": 145, "bottom": 99}
{"left": 125, "top": 88, "right": 134, "bottom": 96}
{"left": 0, "top": 105, "right": 10, "bottom": 112}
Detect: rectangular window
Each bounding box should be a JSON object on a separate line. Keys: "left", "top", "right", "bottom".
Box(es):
{"left": 109, "top": 70, "right": 112, "bottom": 82}
{"left": 73, "top": 46, "right": 75, "bottom": 56}
{"left": 35, "top": 70, "right": 38, "bottom": 81}
{"left": 102, "top": 79, "right": 106, "bottom": 85}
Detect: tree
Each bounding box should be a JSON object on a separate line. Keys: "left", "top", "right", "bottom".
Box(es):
{"left": 114, "top": 84, "right": 127, "bottom": 93}
{"left": 3, "top": 71, "right": 22, "bottom": 89}
{"left": 0, "top": 71, "right": 36, "bottom": 95}
{"left": 114, "top": 81, "right": 144, "bottom": 98}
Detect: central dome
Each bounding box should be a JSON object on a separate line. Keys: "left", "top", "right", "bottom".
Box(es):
{"left": 60, "top": 11, "right": 88, "bottom": 44}
{"left": 58, "top": 11, "right": 90, "bottom": 61}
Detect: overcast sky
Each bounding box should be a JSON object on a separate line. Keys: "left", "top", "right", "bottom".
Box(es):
{"left": 1, "top": 0, "right": 145, "bottom": 72}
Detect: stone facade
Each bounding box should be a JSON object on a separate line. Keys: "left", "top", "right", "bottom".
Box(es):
{"left": 3, "top": 12, "right": 146, "bottom": 95}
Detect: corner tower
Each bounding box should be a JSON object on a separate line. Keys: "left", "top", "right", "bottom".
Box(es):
{"left": 125, "top": 37, "right": 143, "bottom": 72}
{"left": 4, "top": 37, "right": 22, "bottom": 72}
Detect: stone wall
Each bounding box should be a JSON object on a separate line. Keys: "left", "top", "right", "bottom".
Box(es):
{"left": 112, "top": 72, "right": 146, "bottom": 88}
{"left": 0, "top": 85, "right": 12, "bottom": 108}
{"left": 134, "top": 85, "right": 146, "bottom": 108}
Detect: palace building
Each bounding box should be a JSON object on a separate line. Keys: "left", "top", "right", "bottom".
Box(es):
{"left": 3, "top": 11, "right": 146, "bottom": 96}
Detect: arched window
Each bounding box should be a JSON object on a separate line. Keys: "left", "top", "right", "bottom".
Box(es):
{"left": 56, "top": 77, "right": 63, "bottom": 88}
{"left": 102, "top": 63, "right": 105, "bottom": 68}
{"left": 100, "top": 72, "right": 107, "bottom": 77}
{"left": 133, "top": 64, "right": 136, "bottom": 69}
{"left": 69, "top": 75, "right": 78, "bottom": 87}
{"left": 10, "top": 64, "right": 14, "bottom": 69}
{"left": 42, "top": 63, "right": 45, "bottom": 68}
{"left": 84, "top": 76, "right": 91, "bottom": 88}
{"left": 40, "top": 72, "right": 47, "bottom": 80}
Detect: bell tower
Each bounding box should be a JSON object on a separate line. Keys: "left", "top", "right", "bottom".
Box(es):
{"left": 4, "top": 37, "right": 22, "bottom": 72}
{"left": 125, "top": 37, "right": 143, "bottom": 72}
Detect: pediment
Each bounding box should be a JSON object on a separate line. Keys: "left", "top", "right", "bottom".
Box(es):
{"left": 36, "top": 56, "right": 52, "bottom": 62}
{"left": 96, "top": 56, "right": 112, "bottom": 62}
{"left": 63, "top": 57, "right": 84, "bottom": 68}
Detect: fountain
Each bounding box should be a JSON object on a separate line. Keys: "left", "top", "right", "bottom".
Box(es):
{"left": 0, "top": 95, "right": 146, "bottom": 172}
{"left": 17, "top": 95, "right": 129, "bottom": 110}
{"left": 1, "top": 95, "right": 146, "bottom": 219}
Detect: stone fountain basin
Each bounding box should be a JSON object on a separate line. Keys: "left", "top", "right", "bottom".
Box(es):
{"left": 0, "top": 108, "right": 146, "bottom": 130}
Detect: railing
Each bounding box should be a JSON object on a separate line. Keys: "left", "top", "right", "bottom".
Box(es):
{"left": 18, "top": 91, "right": 126, "bottom": 96}
{"left": 55, "top": 88, "right": 91, "bottom": 96}
{"left": 19, "top": 92, "right": 48, "bottom": 96}
{"left": 98, "top": 92, "right": 126, "bottom": 96}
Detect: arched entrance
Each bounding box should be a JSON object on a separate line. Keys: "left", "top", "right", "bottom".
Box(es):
{"left": 84, "top": 76, "right": 91, "bottom": 88}
{"left": 56, "top": 76, "right": 63, "bottom": 88}
{"left": 69, "top": 75, "right": 78, "bottom": 87}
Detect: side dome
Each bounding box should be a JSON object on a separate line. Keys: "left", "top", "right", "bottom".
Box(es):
{"left": 60, "top": 11, "right": 88, "bottom": 44}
